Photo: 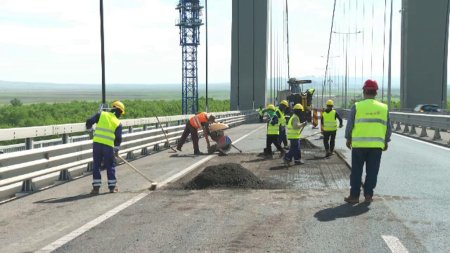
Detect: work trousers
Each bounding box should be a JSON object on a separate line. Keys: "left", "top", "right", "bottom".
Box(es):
{"left": 284, "top": 139, "right": 301, "bottom": 162}
{"left": 265, "top": 134, "right": 283, "bottom": 154}
{"left": 92, "top": 142, "right": 116, "bottom": 189}
{"left": 259, "top": 115, "right": 263, "bottom": 123}
{"left": 177, "top": 122, "right": 200, "bottom": 153}
{"left": 279, "top": 126, "right": 288, "bottom": 147}
{"left": 323, "top": 130, "right": 337, "bottom": 152}
{"left": 350, "top": 148, "right": 382, "bottom": 197}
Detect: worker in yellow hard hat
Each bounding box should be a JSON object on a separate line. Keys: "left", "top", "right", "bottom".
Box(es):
{"left": 276, "top": 100, "right": 290, "bottom": 150}
{"left": 321, "top": 99, "right": 343, "bottom": 157}
{"left": 86, "top": 100, "right": 125, "bottom": 194}
{"left": 262, "top": 104, "right": 285, "bottom": 158}
{"left": 283, "top": 104, "right": 307, "bottom": 166}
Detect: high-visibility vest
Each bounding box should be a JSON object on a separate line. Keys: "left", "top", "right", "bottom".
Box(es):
{"left": 287, "top": 114, "right": 302, "bottom": 140}
{"left": 322, "top": 110, "right": 337, "bottom": 131}
{"left": 190, "top": 112, "right": 208, "bottom": 129}
{"left": 267, "top": 116, "right": 280, "bottom": 135}
{"left": 352, "top": 99, "right": 388, "bottom": 149}
{"left": 276, "top": 108, "right": 286, "bottom": 126}
{"left": 93, "top": 112, "right": 120, "bottom": 147}
{"left": 258, "top": 108, "right": 263, "bottom": 116}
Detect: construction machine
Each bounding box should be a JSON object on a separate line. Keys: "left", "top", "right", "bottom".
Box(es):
{"left": 278, "top": 78, "right": 315, "bottom": 123}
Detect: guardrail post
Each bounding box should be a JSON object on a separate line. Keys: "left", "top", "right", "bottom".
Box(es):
{"left": 409, "top": 125, "right": 417, "bottom": 135}
{"left": 25, "top": 138, "right": 33, "bottom": 150}
{"left": 433, "top": 128, "right": 442, "bottom": 140}
{"left": 62, "top": 134, "right": 70, "bottom": 144}
{"left": 403, "top": 124, "right": 409, "bottom": 133}
{"left": 395, "top": 122, "right": 402, "bottom": 131}
{"left": 128, "top": 126, "right": 133, "bottom": 133}
{"left": 21, "top": 179, "right": 36, "bottom": 192}
{"left": 86, "top": 162, "right": 93, "bottom": 172}
{"left": 126, "top": 151, "right": 135, "bottom": 160}
{"left": 153, "top": 144, "right": 160, "bottom": 151}
{"left": 141, "top": 147, "right": 149, "bottom": 155}
{"left": 143, "top": 124, "right": 148, "bottom": 131}
{"left": 58, "top": 169, "right": 72, "bottom": 181}
{"left": 420, "top": 126, "right": 428, "bottom": 137}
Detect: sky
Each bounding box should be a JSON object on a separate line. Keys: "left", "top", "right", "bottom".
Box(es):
{"left": 0, "top": 0, "right": 404, "bottom": 86}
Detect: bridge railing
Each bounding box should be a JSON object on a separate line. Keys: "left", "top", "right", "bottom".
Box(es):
{"left": 0, "top": 110, "right": 258, "bottom": 201}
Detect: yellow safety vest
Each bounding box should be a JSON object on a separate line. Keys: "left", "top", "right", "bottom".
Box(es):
{"left": 322, "top": 110, "right": 337, "bottom": 131}
{"left": 267, "top": 116, "right": 280, "bottom": 135}
{"left": 258, "top": 108, "right": 263, "bottom": 116}
{"left": 276, "top": 108, "right": 286, "bottom": 126}
{"left": 93, "top": 112, "right": 120, "bottom": 147}
{"left": 287, "top": 114, "right": 302, "bottom": 140}
{"left": 352, "top": 99, "right": 388, "bottom": 149}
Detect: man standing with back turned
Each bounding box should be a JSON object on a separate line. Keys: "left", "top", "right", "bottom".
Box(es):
{"left": 344, "top": 80, "right": 391, "bottom": 203}
{"left": 86, "top": 101, "right": 125, "bottom": 194}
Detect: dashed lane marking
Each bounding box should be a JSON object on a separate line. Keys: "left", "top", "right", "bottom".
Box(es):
{"left": 382, "top": 235, "right": 409, "bottom": 253}
{"left": 36, "top": 124, "right": 265, "bottom": 253}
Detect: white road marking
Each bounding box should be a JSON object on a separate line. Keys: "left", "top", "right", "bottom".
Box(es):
{"left": 382, "top": 235, "right": 409, "bottom": 253}
{"left": 393, "top": 133, "right": 450, "bottom": 151}
{"left": 36, "top": 124, "right": 264, "bottom": 252}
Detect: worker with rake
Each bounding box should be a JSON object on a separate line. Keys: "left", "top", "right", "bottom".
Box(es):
{"left": 283, "top": 104, "right": 307, "bottom": 166}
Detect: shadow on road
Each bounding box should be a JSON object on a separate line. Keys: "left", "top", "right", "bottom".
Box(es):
{"left": 269, "top": 165, "right": 288, "bottom": 170}
{"left": 34, "top": 193, "right": 104, "bottom": 204}
{"left": 314, "top": 202, "right": 371, "bottom": 222}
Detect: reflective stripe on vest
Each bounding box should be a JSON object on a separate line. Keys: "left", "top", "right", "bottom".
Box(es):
{"left": 93, "top": 112, "right": 120, "bottom": 147}
{"left": 276, "top": 108, "right": 286, "bottom": 126}
{"left": 322, "top": 110, "right": 337, "bottom": 131}
{"left": 287, "top": 114, "right": 302, "bottom": 140}
{"left": 190, "top": 112, "right": 208, "bottom": 129}
{"left": 267, "top": 117, "right": 280, "bottom": 135}
{"left": 352, "top": 99, "right": 388, "bottom": 148}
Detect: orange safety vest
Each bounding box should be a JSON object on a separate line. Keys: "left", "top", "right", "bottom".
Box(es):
{"left": 190, "top": 112, "right": 209, "bottom": 129}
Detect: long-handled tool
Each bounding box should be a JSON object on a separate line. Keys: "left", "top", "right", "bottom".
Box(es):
{"left": 118, "top": 156, "right": 157, "bottom": 191}
{"left": 155, "top": 116, "right": 178, "bottom": 152}
{"left": 231, "top": 143, "right": 243, "bottom": 153}
{"left": 301, "top": 131, "right": 322, "bottom": 139}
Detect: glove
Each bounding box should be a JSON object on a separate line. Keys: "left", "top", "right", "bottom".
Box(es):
{"left": 339, "top": 124, "right": 343, "bottom": 128}
{"left": 114, "top": 146, "right": 120, "bottom": 157}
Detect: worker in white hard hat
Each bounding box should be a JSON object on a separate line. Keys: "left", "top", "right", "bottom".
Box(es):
{"left": 283, "top": 104, "right": 307, "bottom": 166}
{"left": 86, "top": 100, "right": 125, "bottom": 194}
{"left": 321, "top": 99, "right": 343, "bottom": 157}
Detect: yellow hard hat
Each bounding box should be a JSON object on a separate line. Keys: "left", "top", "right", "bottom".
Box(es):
{"left": 281, "top": 100, "right": 289, "bottom": 107}
{"left": 266, "top": 104, "right": 276, "bottom": 111}
{"left": 112, "top": 100, "right": 125, "bottom": 115}
{"left": 293, "top": 103, "right": 304, "bottom": 111}
{"left": 326, "top": 99, "right": 334, "bottom": 106}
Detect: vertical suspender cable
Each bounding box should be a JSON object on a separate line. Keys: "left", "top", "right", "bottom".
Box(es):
{"left": 237, "top": 0, "right": 240, "bottom": 110}
{"left": 205, "top": 0, "right": 209, "bottom": 112}
{"left": 286, "top": 0, "right": 290, "bottom": 79}
{"left": 381, "top": 0, "right": 387, "bottom": 102}
{"left": 361, "top": 0, "right": 365, "bottom": 87}
{"left": 252, "top": 0, "right": 255, "bottom": 109}
{"left": 270, "top": 0, "right": 273, "bottom": 104}
{"left": 441, "top": 0, "right": 450, "bottom": 109}
{"left": 322, "top": 0, "right": 337, "bottom": 107}
{"left": 354, "top": 0, "right": 357, "bottom": 101}
{"left": 387, "top": 0, "right": 393, "bottom": 110}
{"left": 99, "top": 0, "right": 106, "bottom": 105}
{"left": 370, "top": 0, "right": 374, "bottom": 77}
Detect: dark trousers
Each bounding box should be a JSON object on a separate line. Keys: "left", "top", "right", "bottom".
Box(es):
{"left": 279, "top": 126, "right": 288, "bottom": 147}
{"left": 177, "top": 122, "right": 200, "bottom": 153}
{"left": 350, "top": 148, "right": 382, "bottom": 197}
{"left": 265, "top": 134, "right": 283, "bottom": 154}
{"left": 92, "top": 142, "right": 116, "bottom": 189}
{"left": 259, "top": 115, "right": 263, "bottom": 123}
{"left": 323, "top": 130, "right": 337, "bottom": 152}
{"left": 284, "top": 139, "right": 301, "bottom": 162}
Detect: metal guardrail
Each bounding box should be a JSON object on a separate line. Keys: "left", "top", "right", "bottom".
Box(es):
{"left": 0, "top": 110, "right": 258, "bottom": 200}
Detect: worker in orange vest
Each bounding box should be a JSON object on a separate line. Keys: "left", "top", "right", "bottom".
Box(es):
{"left": 177, "top": 112, "right": 216, "bottom": 155}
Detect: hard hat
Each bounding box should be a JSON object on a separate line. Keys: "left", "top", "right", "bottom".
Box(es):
{"left": 266, "top": 104, "right": 276, "bottom": 111}
{"left": 280, "top": 100, "right": 289, "bottom": 107}
{"left": 293, "top": 103, "right": 304, "bottom": 110}
{"left": 326, "top": 99, "right": 334, "bottom": 106}
{"left": 363, "top": 79, "right": 378, "bottom": 90}
{"left": 112, "top": 100, "right": 125, "bottom": 115}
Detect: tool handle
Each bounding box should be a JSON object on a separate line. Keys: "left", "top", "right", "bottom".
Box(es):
{"left": 156, "top": 116, "right": 178, "bottom": 152}
{"left": 231, "top": 144, "right": 243, "bottom": 153}
{"left": 118, "top": 156, "right": 155, "bottom": 183}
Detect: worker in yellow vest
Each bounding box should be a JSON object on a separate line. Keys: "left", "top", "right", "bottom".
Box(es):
{"left": 276, "top": 100, "right": 289, "bottom": 149}
{"left": 344, "top": 80, "right": 391, "bottom": 204}
{"left": 263, "top": 104, "right": 286, "bottom": 158}
{"left": 258, "top": 106, "right": 264, "bottom": 123}
{"left": 321, "top": 99, "right": 343, "bottom": 157}
{"left": 283, "top": 104, "right": 307, "bottom": 166}
{"left": 86, "top": 101, "right": 125, "bottom": 194}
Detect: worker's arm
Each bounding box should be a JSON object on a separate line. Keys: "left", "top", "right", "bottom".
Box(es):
{"left": 345, "top": 105, "right": 356, "bottom": 149}
{"left": 384, "top": 112, "right": 392, "bottom": 151}
{"left": 85, "top": 112, "right": 101, "bottom": 130}
{"left": 114, "top": 124, "right": 123, "bottom": 147}
{"left": 335, "top": 111, "right": 344, "bottom": 128}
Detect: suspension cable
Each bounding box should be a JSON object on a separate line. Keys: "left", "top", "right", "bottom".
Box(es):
{"left": 322, "top": 0, "right": 337, "bottom": 107}
{"left": 370, "top": 0, "right": 375, "bottom": 77}
{"left": 381, "top": 0, "right": 388, "bottom": 102}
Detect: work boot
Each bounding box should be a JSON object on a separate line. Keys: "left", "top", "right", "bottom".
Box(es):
{"left": 364, "top": 194, "right": 373, "bottom": 203}
{"left": 194, "top": 151, "right": 204, "bottom": 155}
{"left": 176, "top": 146, "right": 182, "bottom": 152}
{"left": 294, "top": 160, "right": 304, "bottom": 165}
{"left": 344, "top": 195, "right": 360, "bottom": 204}
{"left": 90, "top": 186, "right": 100, "bottom": 195}
{"left": 283, "top": 159, "right": 291, "bottom": 167}
{"left": 109, "top": 187, "right": 118, "bottom": 193}
{"left": 279, "top": 149, "right": 286, "bottom": 158}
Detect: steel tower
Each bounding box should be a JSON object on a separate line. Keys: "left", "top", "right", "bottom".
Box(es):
{"left": 176, "top": 0, "right": 204, "bottom": 114}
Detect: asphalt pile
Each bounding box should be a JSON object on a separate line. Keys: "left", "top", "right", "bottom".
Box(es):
{"left": 185, "top": 163, "right": 265, "bottom": 189}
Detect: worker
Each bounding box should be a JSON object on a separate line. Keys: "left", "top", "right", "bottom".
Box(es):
{"left": 276, "top": 100, "right": 289, "bottom": 149}
{"left": 176, "top": 112, "right": 215, "bottom": 155}
{"left": 321, "top": 99, "right": 343, "bottom": 157}
{"left": 344, "top": 80, "right": 391, "bottom": 204}
{"left": 86, "top": 100, "right": 125, "bottom": 194}
{"left": 283, "top": 104, "right": 307, "bottom": 166}
{"left": 264, "top": 104, "right": 286, "bottom": 158}
{"left": 258, "top": 106, "right": 264, "bottom": 123}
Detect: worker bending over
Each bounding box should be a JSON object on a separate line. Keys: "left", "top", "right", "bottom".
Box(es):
{"left": 321, "top": 99, "right": 343, "bottom": 157}
{"left": 283, "top": 104, "right": 307, "bottom": 166}
{"left": 86, "top": 101, "right": 125, "bottom": 194}
{"left": 177, "top": 112, "right": 215, "bottom": 155}
{"left": 264, "top": 104, "right": 286, "bottom": 158}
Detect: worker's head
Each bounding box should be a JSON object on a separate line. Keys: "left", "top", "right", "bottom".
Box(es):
{"left": 293, "top": 103, "right": 304, "bottom": 115}
{"left": 279, "top": 100, "right": 289, "bottom": 109}
{"left": 111, "top": 100, "right": 125, "bottom": 117}
{"left": 266, "top": 104, "right": 276, "bottom": 111}
{"left": 208, "top": 114, "right": 216, "bottom": 123}
{"left": 362, "top": 79, "right": 378, "bottom": 98}
{"left": 326, "top": 99, "right": 334, "bottom": 108}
